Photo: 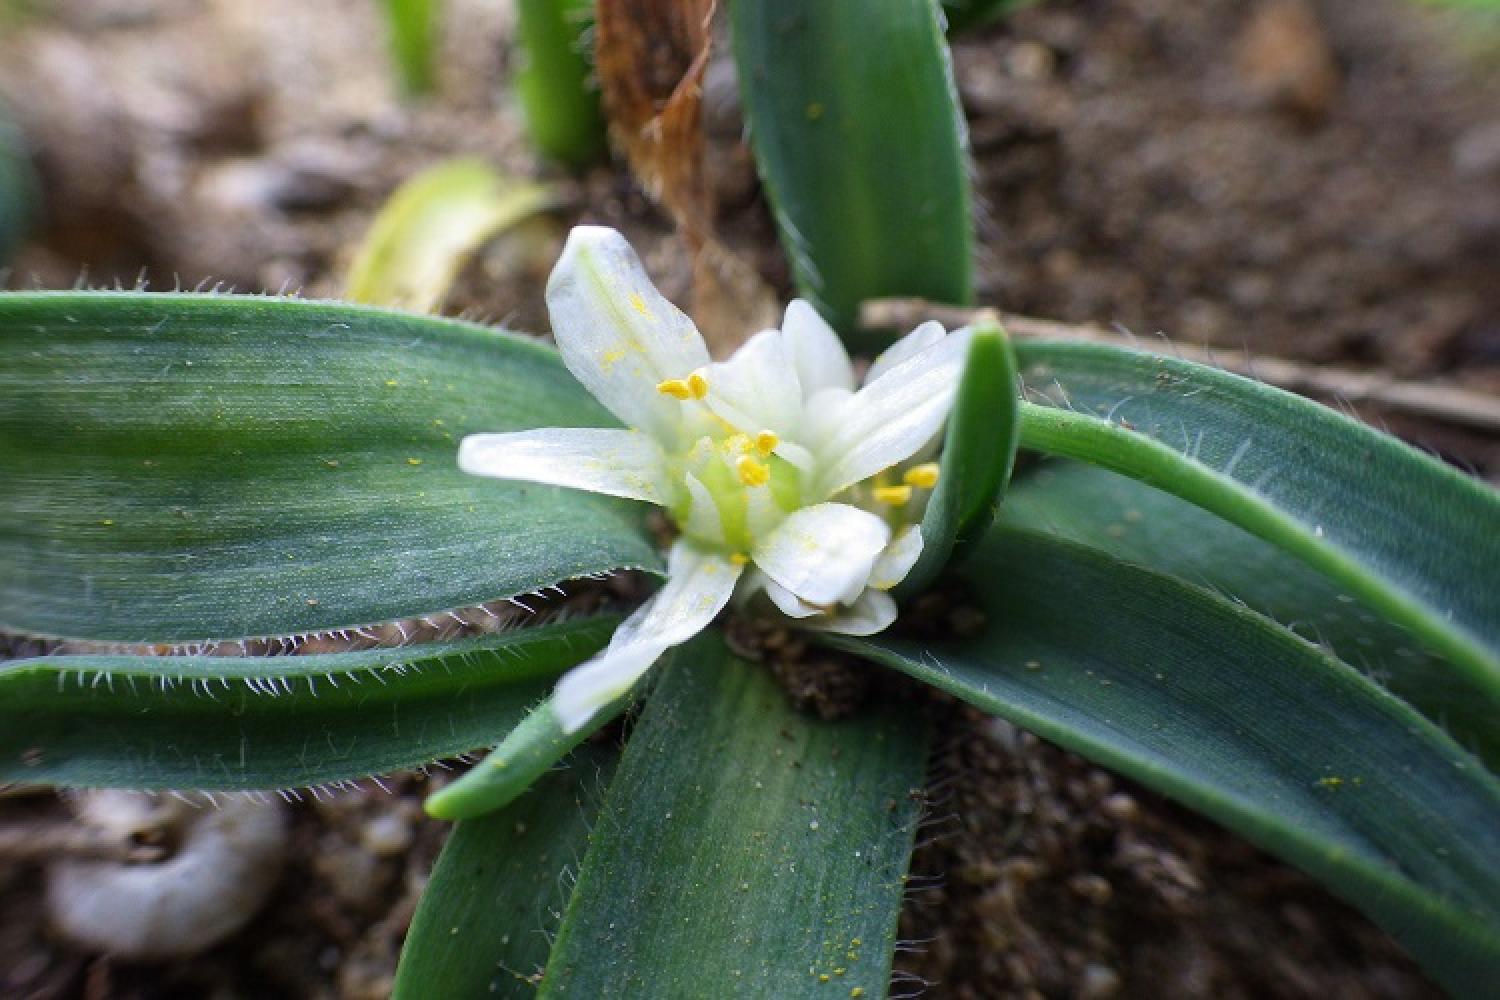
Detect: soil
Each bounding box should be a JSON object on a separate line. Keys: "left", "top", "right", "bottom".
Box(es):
{"left": 1, "top": 0, "right": 1495, "bottom": 996}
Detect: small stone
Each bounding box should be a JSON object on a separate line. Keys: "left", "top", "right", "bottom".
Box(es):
{"left": 1235, "top": 0, "right": 1340, "bottom": 121}
{"left": 360, "top": 813, "right": 413, "bottom": 858}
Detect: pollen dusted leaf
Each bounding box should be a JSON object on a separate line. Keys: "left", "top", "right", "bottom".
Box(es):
{"left": 539, "top": 634, "right": 927, "bottom": 997}
{"left": 0, "top": 293, "right": 661, "bottom": 642}
{"left": 834, "top": 529, "right": 1500, "bottom": 995}
{"left": 1014, "top": 340, "right": 1500, "bottom": 696}
{"left": 394, "top": 748, "right": 617, "bottom": 1000}
{"left": 900, "top": 319, "right": 1019, "bottom": 596}
{"left": 345, "top": 158, "right": 555, "bottom": 313}
{"left": 1003, "top": 460, "right": 1500, "bottom": 765}
{"left": 0, "top": 618, "right": 615, "bottom": 790}
{"left": 730, "top": 0, "right": 973, "bottom": 345}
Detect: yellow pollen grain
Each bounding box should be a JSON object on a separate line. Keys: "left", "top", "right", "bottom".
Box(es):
{"left": 736, "top": 455, "right": 771, "bottom": 487}
{"left": 873, "top": 484, "right": 912, "bottom": 506}
{"left": 407, "top": 457, "right": 423, "bottom": 466}
{"left": 903, "top": 463, "right": 941, "bottom": 489}
{"left": 754, "top": 430, "right": 779, "bottom": 455}
{"left": 628, "top": 292, "right": 650, "bottom": 316}
{"left": 729, "top": 552, "right": 749, "bottom": 566}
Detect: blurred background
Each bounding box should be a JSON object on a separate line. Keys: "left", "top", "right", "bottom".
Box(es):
{"left": 0, "top": 1, "right": 1497, "bottom": 996}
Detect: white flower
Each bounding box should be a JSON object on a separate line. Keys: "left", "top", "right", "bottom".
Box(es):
{"left": 460, "top": 227, "right": 971, "bottom": 731}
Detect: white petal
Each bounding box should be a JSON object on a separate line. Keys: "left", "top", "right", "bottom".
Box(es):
{"left": 763, "top": 576, "right": 821, "bottom": 618}
{"left": 801, "top": 385, "right": 854, "bottom": 454}
{"left": 552, "top": 641, "right": 668, "bottom": 733}
{"left": 607, "top": 541, "right": 743, "bottom": 652}
{"left": 546, "top": 227, "right": 709, "bottom": 443}
{"left": 869, "top": 524, "right": 924, "bottom": 590}
{"left": 702, "top": 329, "right": 803, "bottom": 436}
{"left": 803, "top": 588, "right": 898, "bottom": 636}
{"left": 782, "top": 299, "right": 854, "bottom": 395}
{"left": 864, "top": 321, "right": 946, "bottom": 385}
{"left": 814, "top": 328, "right": 973, "bottom": 497}
{"left": 681, "top": 472, "right": 727, "bottom": 548}
{"left": 458, "top": 428, "right": 673, "bottom": 504}
{"left": 554, "top": 542, "right": 743, "bottom": 732}
{"left": 752, "top": 503, "right": 890, "bottom": 607}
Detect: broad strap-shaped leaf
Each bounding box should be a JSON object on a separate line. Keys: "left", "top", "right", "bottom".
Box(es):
{"left": 1005, "top": 459, "right": 1499, "bottom": 766}
{"left": 0, "top": 617, "right": 613, "bottom": 789}
{"left": 1014, "top": 340, "right": 1500, "bottom": 690}
{"left": 0, "top": 293, "right": 659, "bottom": 642}
{"left": 395, "top": 748, "right": 616, "bottom": 999}
{"left": 901, "top": 319, "right": 1019, "bottom": 596}
{"left": 540, "top": 634, "right": 927, "bottom": 997}
{"left": 834, "top": 528, "right": 1500, "bottom": 995}
{"left": 730, "top": 0, "right": 972, "bottom": 344}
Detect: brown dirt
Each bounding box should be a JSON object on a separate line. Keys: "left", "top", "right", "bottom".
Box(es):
{"left": 1, "top": 0, "right": 1495, "bottom": 996}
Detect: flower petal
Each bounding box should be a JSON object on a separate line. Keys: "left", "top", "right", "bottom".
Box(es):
{"left": 782, "top": 299, "right": 854, "bottom": 395}
{"left": 752, "top": 502, "right": 891, "bottom": 606}
{"left": 552, "top": 641, "right": 668, "bottom": 733}
{"left": 802, "top": 588, "right": 898, "bottom": 636}
{"left": 546, "top": 226, "right": 709, "bottom": 444}
{"left": 864, "top": 320, "right": 945, "bottom": 385}
{"left": 869, "top": 524, "right": 924, "bottom": 590}
{"left": 681, "top": 472, "right": 728, "bottom": 548}
{"left": 702, "top": 329, "right": 803, "bottom": 437}
{"left": 607, "top": 541, "right": 744, "bottom": 652}
{"left": 553, "top": 541, "right": 743, "bottom": 732}
{"left": 813, "top": 328, "right": 973, "bottom": 497}
{"left": 458, "top": 428, "right": 673, "bottom": 504}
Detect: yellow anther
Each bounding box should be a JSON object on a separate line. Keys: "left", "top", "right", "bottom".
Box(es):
{"left": 754, "top": 430, "right": 779, "bottom": 455}
{"left": 656, "top": 378, "right": 693, "bottom": 400}
{"left": 729, "top": 552, "right": 749, "bottom": 566}
{"left": 903, "top": 463, "right": 941, "bottom": 489}
{"left": 736, "top": 455, "right": 771, "bottom": 487}
{"left": 873, "top": 485, "right": 913, "bottom": 507}
{"left": 686, "top": 371, "right": 708, "bottom": 398}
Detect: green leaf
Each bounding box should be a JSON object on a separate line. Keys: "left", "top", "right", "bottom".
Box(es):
{"left": 395, "top": 747, "right": 616, "bottom": 999}
{"left": 730, "top": 0, "right": 973, "bottom": 345}
{"left": 835, "top": 528, "right": 1500, "bottom": 995}
{"left": 901, "top": 319, "right": 1019, "bottom": 596}
{"left": 1014, "top": 340, "right": 1500, "bottom": 692}
{"left": 380, "top": 0, "right": 440, "bottom": 97}
{"left": 1004, "top": 460, "right": 1500, "bottom": 765}
{"left": 540, "top": 634, "right": 927, "bottom": 996}
{"left": 0, "top": 617, "right": 613, "bottom": 790}
{"left": 515, "top": 0, "right": 607, "bottom": 168}
{"left": 0, "top": 293, "right": 660, "bottom": 642}
{"left": 424, "top": 684, "right": 632, "bottom": 821}
{"left": 345, "top": 158, "right": 555, "bottom": 313}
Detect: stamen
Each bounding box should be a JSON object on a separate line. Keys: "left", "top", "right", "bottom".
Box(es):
{"left": 873, "top": 485, "right": 912, "bottom": 507}
{"left": 735, "top": 455, "right": 771, "bottom": 487}
{"left": 903, "top": 463, "right": 940, "bottom": 489}
{"left": 657, "top": 370, "right": 709, "bottom": 401}
{"left": 729, "top": 552, "right": 749, "bottom": 566}
{"left": 754, "top": 430, "right": 779, "bottom": 455}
